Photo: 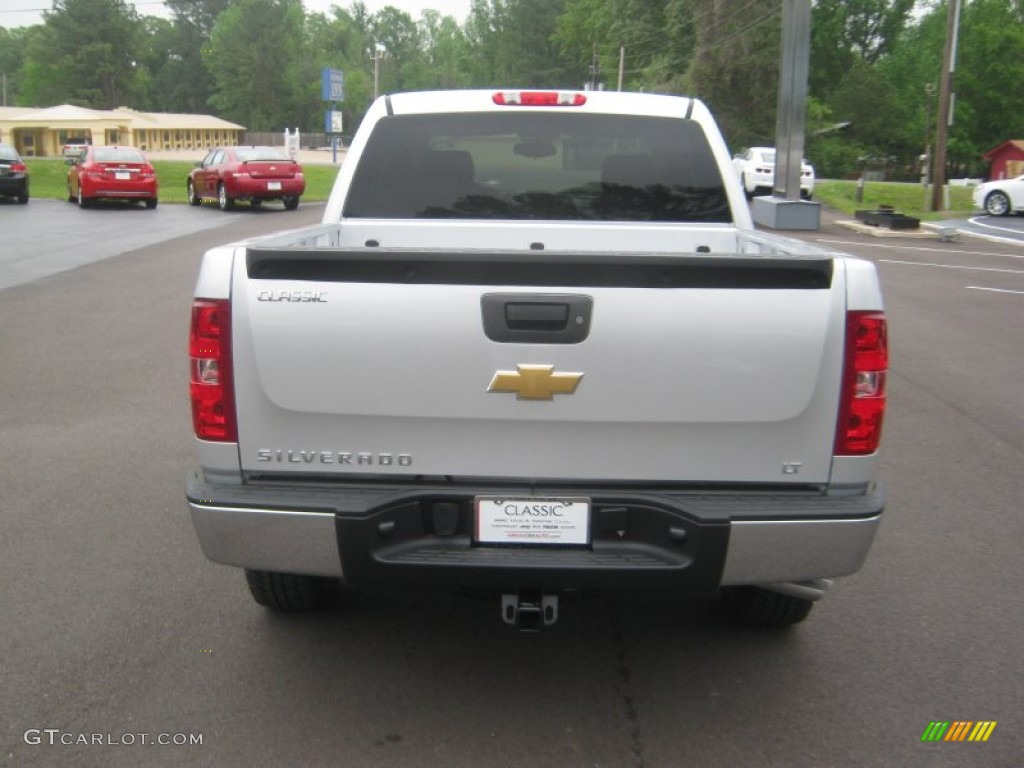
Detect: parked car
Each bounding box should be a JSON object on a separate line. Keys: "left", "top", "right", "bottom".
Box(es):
{"left": 187, "top": 146, "right": 305, "bottom": 211}
{"left": 0, "top": 143, "right": 29, "bottom": 204}
{"left": 732, "top": 146, "right": 815, "bottom": 199}
{"left": 62, "top": 137, "right": 92, "bottom": 157}
{"left": 972, "top": 174, "right": 1024, "bottom": 216}
{"left": 66, "top": 146, "right": 158, "bottom": 209}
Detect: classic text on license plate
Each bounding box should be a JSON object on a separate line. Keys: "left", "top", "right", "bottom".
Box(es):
{"left": 475, "top": 497, "right": 590, "bottom": 546}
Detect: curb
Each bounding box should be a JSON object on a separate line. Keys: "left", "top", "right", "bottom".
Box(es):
{"left": 836, "top": 219, "right": 955, "bottom": 240}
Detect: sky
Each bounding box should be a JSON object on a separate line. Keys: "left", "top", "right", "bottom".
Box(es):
{"left": 0, "top": 0, "right": 474, "bottom": 30}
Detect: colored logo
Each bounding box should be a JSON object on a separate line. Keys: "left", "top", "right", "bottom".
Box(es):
{"left": 921, "top": 721, "right": 997, "bottom": 742}
{"left": 487, "top": 364, "right": 583, "bottom": 401}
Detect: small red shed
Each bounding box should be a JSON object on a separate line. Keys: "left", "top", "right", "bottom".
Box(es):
{"left": 982, "top": 140, "right": 1024, "bottom": 180}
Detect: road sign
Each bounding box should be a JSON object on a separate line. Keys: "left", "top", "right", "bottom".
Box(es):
{"left": 321, "top": 68, "right": 345, "bottom": 102}
{"left": 324, "top": 109, "right": 343, "bottom": 135}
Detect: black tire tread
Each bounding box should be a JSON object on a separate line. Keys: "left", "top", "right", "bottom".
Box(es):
{"left": 721, "top": 586, "right": 814, "bottom": 628}
{"left": 244, "top": 569, "right": 333, "bottom": 612}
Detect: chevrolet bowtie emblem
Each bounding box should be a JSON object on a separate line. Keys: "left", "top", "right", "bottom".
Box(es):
{"left": 487, "top": 364, "right": 583, "bottom": 401}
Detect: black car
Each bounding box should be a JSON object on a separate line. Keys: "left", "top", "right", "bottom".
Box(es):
{"left": 0, "top": 144, "right": 29, "bottom": 204}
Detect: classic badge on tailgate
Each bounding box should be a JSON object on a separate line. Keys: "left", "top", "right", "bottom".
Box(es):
{"left": 487, "top": 364, "right": 583, "bottom": 401}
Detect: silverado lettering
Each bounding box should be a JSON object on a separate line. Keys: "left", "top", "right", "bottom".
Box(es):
{"left": 256, "top": 450, "right": 412, "bottom": 466}
{"left": 187, "top": 89, "right": 887, "bottom": 630}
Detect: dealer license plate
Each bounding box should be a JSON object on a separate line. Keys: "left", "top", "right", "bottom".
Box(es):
{"left": 267, "top": 181, "right": 282, "bottom": 191}
{"left": 475, "top": 497, "right": 590, "bottom": 546}
{"left": 115, "top": 172, "right": 130, "bottom": 180}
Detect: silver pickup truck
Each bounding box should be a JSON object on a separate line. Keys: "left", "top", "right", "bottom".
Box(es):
{"left": 187, "top": 89, "right": 887, "bottom": 629}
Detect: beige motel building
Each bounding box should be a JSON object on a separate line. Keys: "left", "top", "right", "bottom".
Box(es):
{"left": 0, "top": 103, "right": 244, "bottom": 157}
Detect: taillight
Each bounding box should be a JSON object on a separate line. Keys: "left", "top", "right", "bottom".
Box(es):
{"left": 189, "top": 299, "right": 237, "bottom": 442}
{"left": 835, "top": 311, "right": 888, "bottom": 455}
{"left": 492, "top": 91, "right": 586, "bottom": 107}
{"left": 11, "top": 162, "right": 27, "bottom": 173}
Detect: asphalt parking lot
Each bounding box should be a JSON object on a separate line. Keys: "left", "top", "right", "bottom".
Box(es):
{"left": 2, "top": 200, "right": 1021, "bottom": 767}
{"left": 0, "top": 198, "right": 315, "bottom": 292}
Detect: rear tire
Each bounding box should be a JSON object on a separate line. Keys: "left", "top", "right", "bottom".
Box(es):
{"left": 244, "top": 569, "right": 334, "bottom": 612}
{"left": 217, "top": 182, "right": 234, "bottom": 211}
{"left": 720, "top": 586, "right": 814, "bottom": 628}
{"left": 187, "top": 180, "right": 201, "bottom": 206}
{"left": 283, "top": 195, "right": 299, "bottom": 210}
{"left": 17, "top": 191, "right": 28, "bottom": 204}
{"left": 145, "top": 197, "right": 157, "bottom": 209}
{"left": 77, "top": 186, "right": 90, "bottom": 209}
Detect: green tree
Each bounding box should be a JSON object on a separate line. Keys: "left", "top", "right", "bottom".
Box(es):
{"left": 684, "top": 0, "right": 781, "bottom": 150}
{"left": 828, "top": 57, "right": 908, "bottom": 163}
{"left": 949, "top": 0, "right": 1024, "bottom": 173}
{"left": 556, "top": 0, "right": 675, "bottom": 91}
{"left": 305, "top": 5, "right": 372, "bottom": 133}
{"left": 0, "top": 26, "right": 30, "bottom": 106}
{"left": 467, "top": 0, "right": 575, "bottom": 87}
{"left": 147, "top": 0, "right": 231, "bottom": 114}
{"left": 419, "top": 10, "right": 473, "bottom": 89}
{"left": 875, "top": 0, "right": 1024, "bottom": 179}
{"left": 810, "top": 0, "right": 916, "bottom": 99}
{"left": 501, "top": 0, "right": 575, "bottom": 87}
{"left": 369, "top": 6, "right": 429, "bottom": 93}
{"left": 206, "top": 0, "right": 311, "bottom": 131}
{"left": 19, "top": 0, "right": 146, "bottom": 108}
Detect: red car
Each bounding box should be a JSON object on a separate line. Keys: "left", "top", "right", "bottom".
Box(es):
{"left": 188, "top": 146, "right": 304, "bottom": 211}
{"left": 66, "top": 146, "right": 158, "bottom": 209}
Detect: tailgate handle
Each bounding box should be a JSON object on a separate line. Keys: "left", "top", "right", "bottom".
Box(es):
{"left": 506, "top": 302, "right": 569, "bottom": 331}
{"left": 482, "top": 293, "right": 592, "bottom": 344}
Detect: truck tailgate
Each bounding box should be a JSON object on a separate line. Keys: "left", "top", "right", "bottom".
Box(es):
{"left": 233, "top": 248, "right": 846, "bottom": 484}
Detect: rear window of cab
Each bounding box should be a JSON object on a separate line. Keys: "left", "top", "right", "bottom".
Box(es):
{"left": 344, "top": 112, "right": 730, "bottom": 223}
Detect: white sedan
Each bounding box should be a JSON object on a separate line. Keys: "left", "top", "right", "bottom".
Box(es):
{"left": 972, "top": 174, "right": 1024, "bottom": 216}
{"left": 732, "top": 146, "right": 815, "bottom": 199}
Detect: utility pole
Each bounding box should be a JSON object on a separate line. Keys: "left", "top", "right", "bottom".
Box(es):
{"left": 372, "top": 43, "right": 385, "bottom": 100}
{"left": 617, "top": 46, "right": 625, "bottom": 91}
{"left": 922, "top": 81, "right": 936, "bottom": 208}
{"left": 588, "top": 43, "right": 599, "bottom": 90}
{"left": 931, "top": 0, "right": 961, "bottom": 211}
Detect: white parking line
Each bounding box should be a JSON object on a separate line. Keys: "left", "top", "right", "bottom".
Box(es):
{"left": 878, "top": 259, "right": 1024, "bottom": 275}
{"left": 969, "top": 216, "right": 1024, "bottom": 235}
{"left": 966, "top": 286, "right": 1024, "bottom": 295}
{"left": 816, "top": 238, "right": 1024, "bottom": 259}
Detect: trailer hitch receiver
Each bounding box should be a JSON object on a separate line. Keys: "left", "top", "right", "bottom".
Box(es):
{"left": 501, "top": 591, "right": 559, "bottom": 631}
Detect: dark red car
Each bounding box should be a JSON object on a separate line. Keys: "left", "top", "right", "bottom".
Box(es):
{"left": 66, "top": 146, "right": 158, "bottom": 209}
{"left": 188, "top": 146, "right": 304, "bottom": 211}
{"left": 67, "top": 145, "right": 157, "bottom": 207}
